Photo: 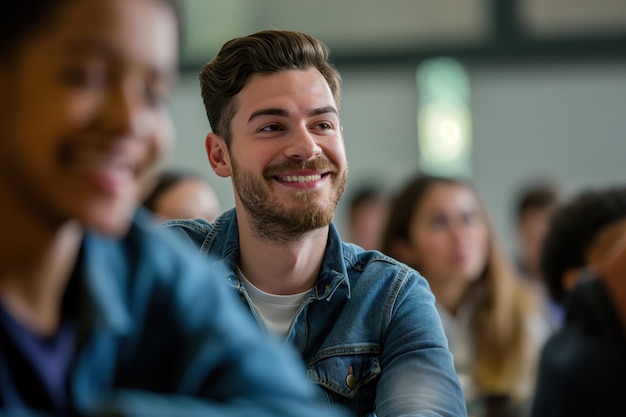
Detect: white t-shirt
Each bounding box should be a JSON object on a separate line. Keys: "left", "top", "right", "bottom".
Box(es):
{"left": 237, "top": 268, "right": 313, "bottom": 339}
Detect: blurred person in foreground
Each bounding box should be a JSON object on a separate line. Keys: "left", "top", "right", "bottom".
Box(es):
{"left": 0, "top": 1, "right": 349, "bottom": 416}
{"left": 164, "top": 29, "right": 466, "bottom": 417}
{"left": 143, "top": 169, "right": 221, "bottom": 222}
{"left": 382, "top": 174, "right": 545, "bottom": 417}
{"left": 530, "top": 186, "right": 626, "bottom": 417}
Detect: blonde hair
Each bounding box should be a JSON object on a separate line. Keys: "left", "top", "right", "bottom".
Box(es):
{"left": 470, "top": 230, "right": 538, "bottom": 402}
{"left": 383, "top": 174, "right": 540, "bottom": 402}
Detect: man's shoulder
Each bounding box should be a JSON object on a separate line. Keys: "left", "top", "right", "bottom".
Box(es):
{"left": 340, "top": 243, "right": 427, "bottom": 295}
{"left": 342, "top": 243, "right": 415, "bottom": 275}
{"left": 160, "top": 210, "right": 236, "bottom": 251}
{"left": 162, "top": 217, "right": 214, "bottom": 237}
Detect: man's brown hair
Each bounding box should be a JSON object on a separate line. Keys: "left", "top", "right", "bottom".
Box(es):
{"left": 198, "top": 29, "right": 341, "bottom": 145}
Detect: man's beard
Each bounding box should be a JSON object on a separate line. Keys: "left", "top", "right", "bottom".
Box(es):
{"left": 232, "top": 157, "right": 348, "bottom": 243}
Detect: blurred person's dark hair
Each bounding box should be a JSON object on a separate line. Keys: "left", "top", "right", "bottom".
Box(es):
{"left": 349, "top": 186, "right": 384, "bottom": 214}
{"left": 512, "top": 179, "right": 561, "bottom": 283}
{"left": 142, "top": 169, "right": 221, "bottom": 222}
{"left": 381, "top": 175, "right": 447, "bottom": 252}
{"left": 143, "top": 170, "right": 205, "bottom": 212}
{"left": 541, "top": 186, "right": 626, "bottom": 303}
{"left": 346, "top": 184, "right": 388, "bottom": 250}
{"left": 514, "top": 181, "right": 559, "bottom": 222}
{"left": 0, "top": 0, "right": 182, "bottom": 64}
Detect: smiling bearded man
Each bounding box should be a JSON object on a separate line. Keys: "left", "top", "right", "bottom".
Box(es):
{"left": 163, "top": 29, "right": 467, "bottom": 417}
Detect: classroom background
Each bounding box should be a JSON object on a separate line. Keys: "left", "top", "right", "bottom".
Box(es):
{"left": 164, "top": 0, "right": 626, "bottom": 256}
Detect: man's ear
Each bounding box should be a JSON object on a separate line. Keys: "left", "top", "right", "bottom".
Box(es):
{"left": 205, "top": 132, "right": 232, "bottom": 178}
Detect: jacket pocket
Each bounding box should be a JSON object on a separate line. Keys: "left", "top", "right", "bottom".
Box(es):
{"left": 308, "top": 348, "right": 381, "bottom": 399}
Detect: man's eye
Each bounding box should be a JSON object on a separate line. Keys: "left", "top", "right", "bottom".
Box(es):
{"left": 260, "top": 124, "right": 281, "bottom": 132}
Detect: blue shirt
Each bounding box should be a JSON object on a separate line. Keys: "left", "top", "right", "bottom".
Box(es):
{"left": 0, "top": 304, "right": 76, "bottom": 415}
{"left": 164, "top": 208, "right": 468, "bottom": 417}
{"left": 0, "top": 209, "right": 349, "bottom": 417}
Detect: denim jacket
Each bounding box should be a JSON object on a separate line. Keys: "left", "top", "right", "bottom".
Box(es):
{"left": 0, "top": 210, "right": 348, "bottom": 417}
{"left": 164, "top": 209, "right": 467, "bottom": 417}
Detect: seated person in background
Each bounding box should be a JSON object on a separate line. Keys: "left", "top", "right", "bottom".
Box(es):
{"left": 0, "top": 1, "right": 348, "bottom": 416}
{"left": 346, "top": 185, "right": 389, "bottom": 251}
{"left": 531, "top": 186, "right": 626, "bottom": 417}
{"left": 382, "top": 174, "right": 545, "bottom": 417}
{"left": 512, "top": 180, "right": 562, "bottom": 331}
{"left": 599, "top": 214, "right": 626, "bottom": 334}
{"left": 143, "top": 169, "right": 221, "bottom": 222}
{"left": 164, "top": 29, "right": 466, "bottom": 417}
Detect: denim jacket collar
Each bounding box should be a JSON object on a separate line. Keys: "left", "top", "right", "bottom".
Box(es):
{"left": 208, "top": 209, "right": 350, "bottom": 301}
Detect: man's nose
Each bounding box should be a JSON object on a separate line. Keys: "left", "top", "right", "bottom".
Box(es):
{"left": 284, "top": 124, "right": 322, "bottom": 160}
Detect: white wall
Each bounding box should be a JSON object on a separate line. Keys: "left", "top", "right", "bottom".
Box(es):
{"left": 470, "top": 61, "right": 626, "bottom": 255}
{"left": 165, "top": 60, "right": 626, "bottom": 257}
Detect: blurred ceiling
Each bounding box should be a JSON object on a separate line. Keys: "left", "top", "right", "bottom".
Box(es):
{"left": 179, "top": 0, "right": 626, "bottom": 69}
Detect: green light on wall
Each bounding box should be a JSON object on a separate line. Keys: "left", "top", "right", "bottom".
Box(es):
{"left": 416, "top": 57, "right": 471, "bottom": 178}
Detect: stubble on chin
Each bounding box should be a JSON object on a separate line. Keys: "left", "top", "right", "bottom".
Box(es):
{"left": 234, "top": 166, "right": 348, "bottom": 243}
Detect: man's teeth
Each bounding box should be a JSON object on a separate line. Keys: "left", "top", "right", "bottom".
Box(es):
{"left": 281, "top": 174, "right": 322, "bottom": 183}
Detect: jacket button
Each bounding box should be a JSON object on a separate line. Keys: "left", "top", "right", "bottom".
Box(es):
{"left": 346, "top": 374, "right": 357, "bottom": 389}
{"left": 346, "top": 366, "right": 357, "bottom": 389}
